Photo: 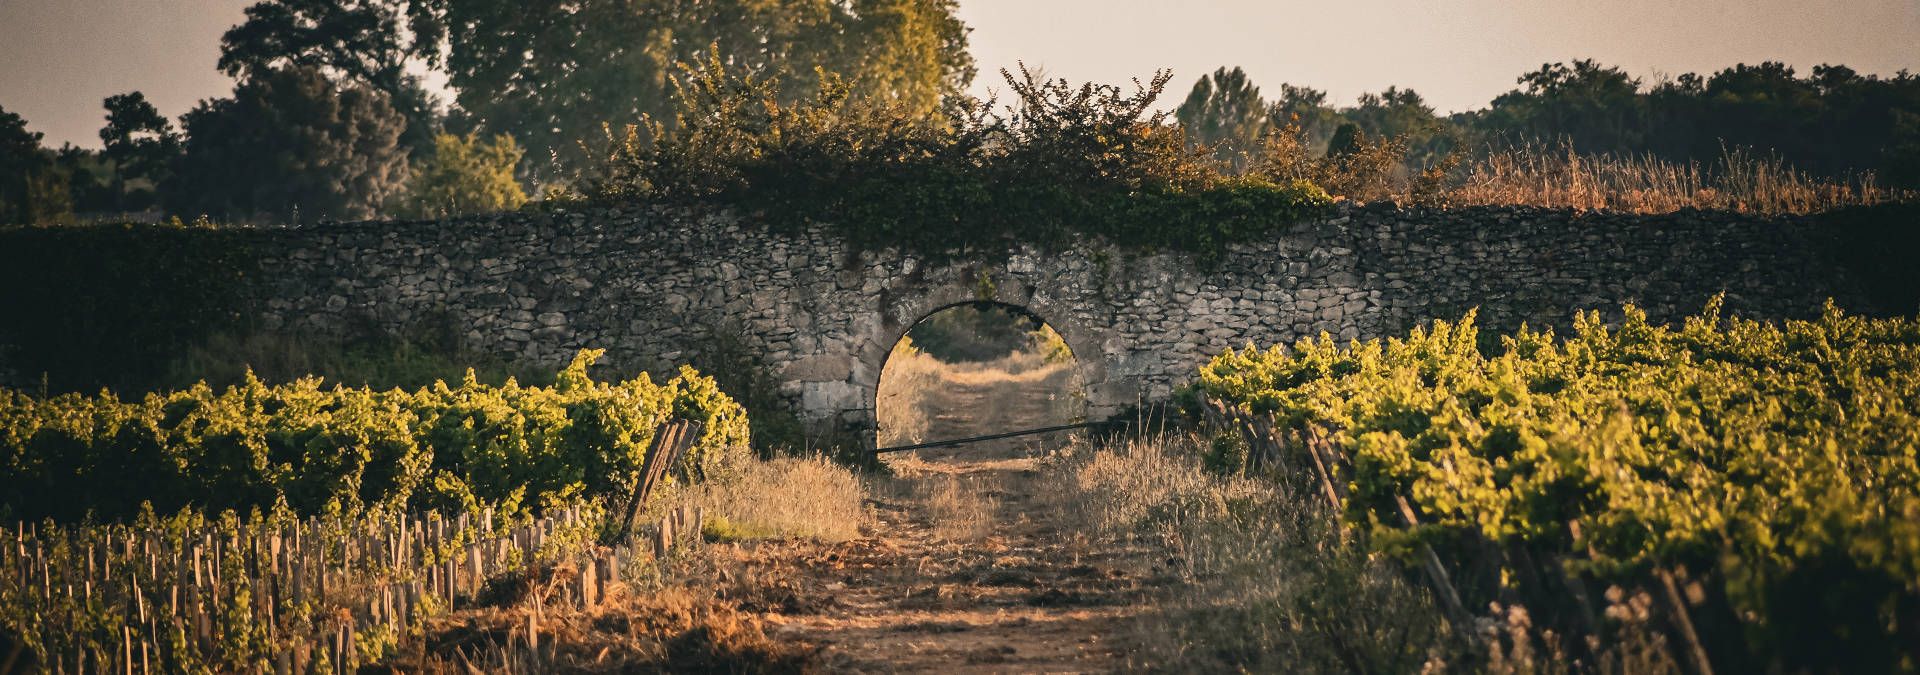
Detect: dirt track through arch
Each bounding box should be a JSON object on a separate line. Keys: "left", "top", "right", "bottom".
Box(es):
{"left": 759, "top": 365, "right": 1149, "bottom": 672}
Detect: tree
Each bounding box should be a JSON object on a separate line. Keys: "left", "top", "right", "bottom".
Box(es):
{"left": 1343, "top": 86, "right": 1449, "bottom": 162}
{"left": 838, "top": 0, "right": 975, "bottom": 121}
{"left": 98, "top": 92, "right": 181, "bottom": 209}
{"left": 54, "top": 145, "right": 118, "bottom": 214}
{"left": 0, "top": 105, "right": 74, "bottom": 224}
{"left": 166, "top": 66, "right": 409, "bottom": 224}
{"left": 1176, "top": 67, "right": 1271, "bottom": 169}
{"left": 405, "top": 0, "right": 975, "bottom": 177}
{"left": 1477, "top": 60, "right": 1647, "bottom": 154}
{"left": 1269, "top": 83, "right": 1341, "bottom": 150}
{"left": 392, "top": 132, "right": 527, "bottom": 218}
{"left": 220, "top": 0, "right": 439, "bottom": 153}
{"left": 1460, "top": 59, "right": 1920, "bottom": 186}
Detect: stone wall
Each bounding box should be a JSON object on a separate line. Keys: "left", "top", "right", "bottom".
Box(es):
{"left": 248, "top": 203, "right": 1865, "bottom": 439}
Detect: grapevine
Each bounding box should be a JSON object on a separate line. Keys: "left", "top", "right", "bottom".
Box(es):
{"left": 1190, "top": 298, "right": 1920, "bottom": 669}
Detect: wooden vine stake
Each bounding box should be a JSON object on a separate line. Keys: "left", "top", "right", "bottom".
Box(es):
{"left": 616, "top": 419, "right": 706, "bottom": 542}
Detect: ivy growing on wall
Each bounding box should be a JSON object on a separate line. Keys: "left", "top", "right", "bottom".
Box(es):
{"left": 0, "top": 221, "right": 258, "bottom": 393}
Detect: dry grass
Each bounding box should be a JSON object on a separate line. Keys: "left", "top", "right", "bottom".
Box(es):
{"left": 1046, "top": 433, "right": 1450, "bottom": 673}
{"left": 1446, "top": 143, "right": 1911, "bottom": 214}
{"left": 676, "top": 455, "right": 868, "bottom": 543}
{"left": 1044, "top": 434, "right": 1698, "bottom": 673}
{"left": 375, "top": 456, "right": 866, "bottom": 672}
{"left": 1255, "top": 121, "right": 1913, "bottom": 214}
{"left": 921, "top": 474, "right": 997, "bottom": 541}
{"left": 376, "top": 586, "right": 818, "bottom": 674}
{"left": 1053, "top": 433, "right": 1249, "bottom": 536}
{"left": 876, "top": 338, "right": 940, "bottom": 446}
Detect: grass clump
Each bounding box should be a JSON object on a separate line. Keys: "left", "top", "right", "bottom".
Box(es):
{"left": 922, "top": 475, "right": 996, "bottom": 542}
{"left": 680, "top": 455, "right": 867, "bottom": 543}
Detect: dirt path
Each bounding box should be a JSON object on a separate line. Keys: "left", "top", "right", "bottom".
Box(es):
{"left": 737, "top": 457, "right": 1141, "bottom": 673}
{"left": 739, "top": 365, "right": 1147, "bottom": 672}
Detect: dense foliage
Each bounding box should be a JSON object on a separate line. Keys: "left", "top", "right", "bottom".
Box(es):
{"left": 904, "top": 303, "right": 1049, "bottom": 363}
{"left": 0, "top": 350, "right": 750, "bottom": 522}
{"left": 165, "top": 65, "right": 409, "bottom": 224}
{"left": 0, "top": 104, "right": 74, "bottom": 225}
{"left": 407, "top": 0, "right": 974, "bottom": 175}
{"left": 1190, "top": 301, "right": 1920, "bottom": 671}
{"left": 220, "top": 0, "right": 442, "bottom": 155}
{"left": 0, "top": 221, "right": 256, "bottom": 394}
{"left": 1179, "top": 60, "right": 1920, "bottom": 188}
{"left": 587, "top": 60, "right": 1333, "bottom": 261}
{"left": 97, "top": 92, "right": 181, "bottom": 211}
{"left": 391, "top": 132, "right": 528, "bottom": 218}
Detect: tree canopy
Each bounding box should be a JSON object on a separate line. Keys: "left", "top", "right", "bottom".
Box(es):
{"left": 1465, "top": 60, "right": 1920, "bottom": 185}
{"left": 404, "top": 0, "right": 974, "bottom": 177}
{"left": 0, "top": 106, "right": 74, "bottom": 224}
{"left": 98, "top": 92, "right": 182, "bottom": 209}
{"left": 221, "top": 0, "right": 440, "bottom": 153}
{"left": 1170, "top": 61, "right": 1920, "bottom": 187}
{"left": 1175, "top": 67, "right": 1270, "bottom": 170}
{"left": 165, "top": 66, "right": 410, "bottom": 224}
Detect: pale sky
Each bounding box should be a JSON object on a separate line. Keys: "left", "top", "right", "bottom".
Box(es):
{"left": 3, "top": 0, "right": 1917, "bottom": 149}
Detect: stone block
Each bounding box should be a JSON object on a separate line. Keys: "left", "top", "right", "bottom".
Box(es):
{"left": 783, "top": 354, "right": 857, "bottom": 382}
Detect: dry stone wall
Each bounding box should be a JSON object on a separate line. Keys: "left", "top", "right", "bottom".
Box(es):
{"left": 250, "top": 203, "right": 1865, "bottom": 440}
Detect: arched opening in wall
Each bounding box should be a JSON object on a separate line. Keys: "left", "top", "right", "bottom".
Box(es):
{"left": 876, "top": 302, "right": 1087, "bottom": 462}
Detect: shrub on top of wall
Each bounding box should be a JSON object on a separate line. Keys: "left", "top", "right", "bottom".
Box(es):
{"left": 583, "top": 56, "right": 1333, "bottom": 263}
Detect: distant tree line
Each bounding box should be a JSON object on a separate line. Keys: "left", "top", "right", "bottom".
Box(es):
{"left": 1, "top": 0, "right": 1915, "bottom": 226}
{"left": 0, "top": 0, "right": 971, "bottom": 225}
{"left": 1176, "top": 60, "right": 1920, "bottom": 186}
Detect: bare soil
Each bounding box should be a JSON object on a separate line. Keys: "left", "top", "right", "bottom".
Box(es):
{"left": 747, "top": 455, "right": 1148, "bottom": 673}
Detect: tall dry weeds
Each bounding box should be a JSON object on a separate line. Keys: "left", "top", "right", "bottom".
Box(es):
{"left": 1048, "top": 434, "right": 1450, "bottom": 672}
{"left": 677, "top": 455, "right": 867, "bottom": 542}
{"left": 1047, "top": 434, "right": 1698, "bottom": 673}
{"left": 1251, "top": 120, "right": 1911, "bottom": 214}
{"left": 1446, "top": 142, "right": 1908, "bottom": 214}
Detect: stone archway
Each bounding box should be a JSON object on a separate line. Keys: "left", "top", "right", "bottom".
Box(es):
{"left": 849, "top": 271, "right": 1116, "bottom": 449}
{"left": 868, "top": 299, "right": 1096, "bottom": 449}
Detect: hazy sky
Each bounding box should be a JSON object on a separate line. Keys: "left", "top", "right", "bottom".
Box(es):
{"left": 3, "top": 0, "right": 1917, "bottom": 149}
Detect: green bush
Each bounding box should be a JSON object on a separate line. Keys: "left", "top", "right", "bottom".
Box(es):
{"left": 0, "top": 350, "right": 750, "bottom": 522}
{"left": 583, "top": 57, "right": 1332, "bottom": 263}
{"left": 391, "top": 132, "right": 529, "bottom": 219}
{"left": 1189, "top": 299, "right": 1920, "bottom": 672}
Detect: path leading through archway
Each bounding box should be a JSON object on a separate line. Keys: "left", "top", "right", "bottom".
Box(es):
{"left": 874, "top": 302, "right": 1087, "bottom": 461}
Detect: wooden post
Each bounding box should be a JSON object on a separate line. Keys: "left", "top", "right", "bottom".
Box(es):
{"left": 1658, "top": 567, "right": 1716, "bottom": 675}
{"left": 581, "top": 556, "right": 598, "bottom": 609}
{"left": 469, "top": 546, "right": 484, "bottom": 599}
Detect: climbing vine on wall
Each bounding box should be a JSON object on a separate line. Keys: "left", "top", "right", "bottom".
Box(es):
{"left": 0, "top": 221, "right": 259, "bottom": 393}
